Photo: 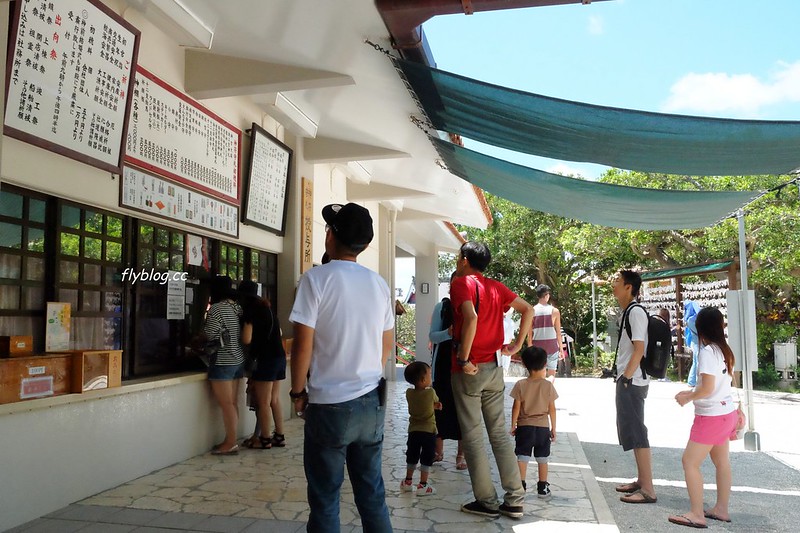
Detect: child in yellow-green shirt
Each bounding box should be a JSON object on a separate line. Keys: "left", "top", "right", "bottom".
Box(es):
{"left": 400, "top": 361, "right": 442, "bottom": 496}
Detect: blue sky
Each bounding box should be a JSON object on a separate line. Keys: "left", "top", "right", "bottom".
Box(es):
{"left": 421, "top": 0, "right": 800, "bottom": 180}
{"left": 396, "top": 0, "right": 800, "bottom": 292}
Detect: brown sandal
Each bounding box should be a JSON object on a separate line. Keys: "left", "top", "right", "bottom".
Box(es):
{"left": 245, "top": 436, "right": 271, "bottom": 449}
{"left": 456, "top": 453, "right": 467, "bottom": 470}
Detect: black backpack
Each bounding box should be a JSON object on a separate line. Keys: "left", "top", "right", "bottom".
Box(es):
{"left": 618, "top": 303, "right": 672, "bottom": 379}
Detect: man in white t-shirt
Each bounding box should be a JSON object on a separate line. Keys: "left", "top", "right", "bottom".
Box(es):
{"left": 289, "top": 203, "right": 394, "bottom": 533}
{"left": 612, "top": 269, "right": 656, "bottom": 505}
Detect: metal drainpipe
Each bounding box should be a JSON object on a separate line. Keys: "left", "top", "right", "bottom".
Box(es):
{"left": 375, "top": 0, "right": 609, "bottom": 64}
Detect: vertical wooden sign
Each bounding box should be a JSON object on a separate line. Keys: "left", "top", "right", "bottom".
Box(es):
{"left": 300, "top": 177, "right": 314, "bottom": 274}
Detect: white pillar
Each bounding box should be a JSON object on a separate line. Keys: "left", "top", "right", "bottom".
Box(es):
{"left": 380, "top": 207, "right": 398, "bottom": 380}
{"left": 414, "top": 247, "right": 439, "bottom": 365}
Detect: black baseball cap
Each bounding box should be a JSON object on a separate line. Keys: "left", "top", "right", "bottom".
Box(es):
{"left": 322, "top": 203, "right": 374, "bottom": 247}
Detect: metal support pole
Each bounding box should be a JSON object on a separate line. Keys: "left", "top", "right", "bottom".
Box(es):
{"left": 737, "top": 209, "right": 760, "bottom": 450}
{"left": 591, "top": 271, "right": 598, "bottom": 370}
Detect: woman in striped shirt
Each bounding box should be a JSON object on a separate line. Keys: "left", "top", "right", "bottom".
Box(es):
{"left": 204, "top": 275, "right": 245, "bottom": 455}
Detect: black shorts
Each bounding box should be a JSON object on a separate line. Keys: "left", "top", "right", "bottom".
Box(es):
{"left": 405, "top": 431, "right": 437, "bottom": 470}
{"left": 616, "top": 380, "right": 650, "bottom": 451}
{"left": 514, "top": 425, "right": 551, "bottom": 462}
{"left": 250, "top": 355, "right": 286, "bottom": 382}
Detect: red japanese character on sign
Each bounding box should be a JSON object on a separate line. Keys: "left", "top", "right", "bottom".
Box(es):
{"left": 53, "top": 32, "right": 59, "bottom": 43}
{"left": 50, "top": 49, "right": 57, "bottom": 59}
{"left": 55, "top": 14, "right": 62, "bottom": 26}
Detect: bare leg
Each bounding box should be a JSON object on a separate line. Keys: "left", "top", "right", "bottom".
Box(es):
{"left": 210, "top": 380, "right": 238, "bottom": 450}
{"left": 673, "top": 440, "right": 713, "bottom": 526}
{"left": 537, "top": 461, "right": 548, "bottom": 483}
{"left": 253, "top": 381, "right": 273, "bottom": 438}
{"left": 518, "top": 460, "right": 528, "bottom": 483}
{"left": 269, "top": 380, "right": 284, "bottom": 435}
{"left": 707, "top": 441, "right": 732, "bottom": 521}
{"left": 633, "top": 447, "right": 656, "bottom": 498}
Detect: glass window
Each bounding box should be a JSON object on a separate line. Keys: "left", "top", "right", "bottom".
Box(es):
{"left": 84, "top": 264, "right": 102, "bottom": 285}
{"left": 25, "top": 257, "right": 45, "bottom": 281}
{"left": 0, "top": 222, "right": 22, "bottom": 249}
{"left": 29, "top": 199, "right": 46, "bottom": 223}
{"left": 27, "top": 227, "right": 45, "bottom": 252}
{"left": 61, "top": 232, "right": 80, "bottom": 256}
{"left": 156, "top": 228, "right": 169, "bottom": 248}
{"left": 0, "top": 254, "right": 21, "bottom": 279}
{"left": 85, "top": 211, "right": 103, "bottom": 233}
{"left": 84, "top": 237, "right": 103, "bottom": 260}
{"left": 22, "top": 286, "right": 45, "bottom": 311}
{"left": 61, "top": 205, "right": 81, "bottom": 229}
{"left": 0, "top": 192, "right": 23, "bottom": 218}
{"left": 59, "top": 261, "right": 80, "bottom": 283}
{"left": 106, "top": 241, "right": 122, "bottom": 263}
{"left": 83, "top": 291, "right": 101, "bottom": 312}
{"left": 139, "top": 225, "right": 153, "bottom": 244}
{"left": 156, "top": 251, "right": 169, "bottom": 269}
{"left": 107, "top": 216, "right": 123, "bottom": 238}
{"left": 0, "top": 285, "right": 20, "bottom": 309}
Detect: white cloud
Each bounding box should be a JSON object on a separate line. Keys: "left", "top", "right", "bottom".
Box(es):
{"left": 661, "top": 61, "right": 800, "bottom": 117}
{"left": 588, "top": 15, "right": 604, "bottom": 36}
{"left": 546, "top": 163, "right": 583, "bottom": 177}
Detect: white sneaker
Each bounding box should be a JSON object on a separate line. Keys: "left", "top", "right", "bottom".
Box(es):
{"left": 400, "top": 479, "right": 416, "bottom": 493}
{"left": 416, "top": 483, "right": 436, "bottom": 496}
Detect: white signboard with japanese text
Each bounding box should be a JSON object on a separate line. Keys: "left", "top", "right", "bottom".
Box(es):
{"left": 125, "top": 67, "right": 241, "bottom": 205}
{"left": 121, "top": 166, "right": 239, "bottom": 237}
{"left": 242, "top": 123, "right": 292, "bottom": 235}
{"left": 4, "top": 0, "right": 139, "bottom": 173}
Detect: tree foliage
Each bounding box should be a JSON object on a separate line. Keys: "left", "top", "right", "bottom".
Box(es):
{"left": 456, "top": 170, "right": 800, "bottom": 368}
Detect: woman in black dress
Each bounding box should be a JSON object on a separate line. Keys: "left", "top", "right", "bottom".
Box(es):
{"left": 239, "top": 281, "right": 287, "bottom": 449}
{"left": 430, "top": 292, "right": 466, "bottom": 470}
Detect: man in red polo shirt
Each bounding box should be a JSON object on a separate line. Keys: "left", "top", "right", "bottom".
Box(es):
{"left": 450, "top": 241, "right": 534, "bottom": 520}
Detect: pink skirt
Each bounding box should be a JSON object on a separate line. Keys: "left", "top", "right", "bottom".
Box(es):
{"left": 689, "top": 410, "right": 738, "bottom": 446}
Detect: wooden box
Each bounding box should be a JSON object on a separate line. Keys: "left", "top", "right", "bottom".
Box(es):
{"left": 67, "top": 350, "right": 123, "bottom": 392}
{"left": 0, "top": 353, "right": 73, "bottom": 404}
{"left": 0, "top": 335, "right": 34, "bottom": 357}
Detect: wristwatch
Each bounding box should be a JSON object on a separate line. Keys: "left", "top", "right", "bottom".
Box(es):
{"left": 289, "top": 389, "right": 308, "bottom": 400}
{"left": 456, "top": 358, "right": 471, "bottom": 367}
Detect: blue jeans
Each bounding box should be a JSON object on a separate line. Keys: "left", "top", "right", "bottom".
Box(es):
{"left": 304, "top": 387, "right": 392, "bottom": 533}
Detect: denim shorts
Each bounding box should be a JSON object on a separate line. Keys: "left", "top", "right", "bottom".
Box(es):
{"left": 208, "top": 362, "right": 246, "bottom": 381}
{"left": 546, "top": 352, "right": 559, "bottom": 370}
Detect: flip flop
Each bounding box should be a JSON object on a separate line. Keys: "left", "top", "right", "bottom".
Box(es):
{"left": 615, "top": 481, "right": 641, "bottom": 493}
{"left": 668, "top": 514, "right": 707, "bottom": 529}
{"left": 456, "top": 454, "right": 468, "bottom": 470}
{"left": 704, "top": 511, "right": 731, "bottom": 523}
{"left": 211, "top": 444, "right": 239, "bottom": 455}
{"left": 620, "top": 489, "right": 657, "bottom": 504}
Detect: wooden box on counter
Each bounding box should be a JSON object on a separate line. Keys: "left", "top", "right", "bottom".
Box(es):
{"left": 0, "top": 353, "right": 73, "bottom": 404}
{"left": 0, "top": 335, "right": 34, "bottom": 357}
{"left": 65, "top": 350, "right": 123, "bottom": 392}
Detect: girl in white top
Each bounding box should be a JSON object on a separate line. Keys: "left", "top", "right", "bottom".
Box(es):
{"left": 669, "top": 307, "right": 737, "bottom": 528}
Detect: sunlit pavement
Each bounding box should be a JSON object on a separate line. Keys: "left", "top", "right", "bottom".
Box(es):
{"left": 11, "top": 377, "right": 621, "bottom": 533}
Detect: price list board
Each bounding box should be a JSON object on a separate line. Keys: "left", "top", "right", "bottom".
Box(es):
{"left": 3, "top": 0, "right": 140, "bottom": 173}
{"left": 121, "top": 166, "right": 239, "bottom": 238}
{"left": 125, "top": 67, "right": 241, "bottom": 205}
{"left": 242, "top": 123, "right": 292, "bottom": 235}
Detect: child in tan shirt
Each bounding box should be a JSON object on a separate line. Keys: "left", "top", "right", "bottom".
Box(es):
{"left": 510, "top": 346, "right": 558, "bottom": 498}
{"left": 401, "top": 361, "right": 442, "bottom": 496}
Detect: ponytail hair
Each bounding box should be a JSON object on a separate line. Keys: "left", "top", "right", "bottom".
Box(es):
{"left": 695, "top": 307, "right": 735, "bottom": 375}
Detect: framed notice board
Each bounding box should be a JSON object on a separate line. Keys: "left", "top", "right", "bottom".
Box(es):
{"left": 242, "top": 123, "right": 292, "bottom": 235}
{"left": 125, "top": 67, "right": 241, "bottom": 205}
{"left": 3, "top": 0, "right": 140, "bottom": 174}
{"left": 121, "top": 166, "right": 239, "bottom": 238}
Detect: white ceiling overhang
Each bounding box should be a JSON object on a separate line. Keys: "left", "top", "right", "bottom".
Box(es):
{"left": 130, "top": 0, "right": 490, "bottom": 241}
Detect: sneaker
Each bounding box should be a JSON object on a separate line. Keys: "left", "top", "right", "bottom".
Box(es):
{"left": 416, "top": 482, "right": 436, "bottom": 496}
{"left": 400, "top": 479, "right": 416, "bottom": 493}
{"left": 460, "top": 501, "right": 500, "bottom": 518}
{"left": 498, "top": 502, "right": 524, "bottom": 519}
{"left": 537, "top": 481, "right": 551, "bottom": 499}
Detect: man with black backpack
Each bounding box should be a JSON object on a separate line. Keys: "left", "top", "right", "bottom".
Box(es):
{"left": 612, "top": 269, "right": 657, "bottom": 505}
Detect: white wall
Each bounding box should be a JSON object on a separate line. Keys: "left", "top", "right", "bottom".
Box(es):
{"left": 0, "top": 375, "right": 260, "bottom": 531}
